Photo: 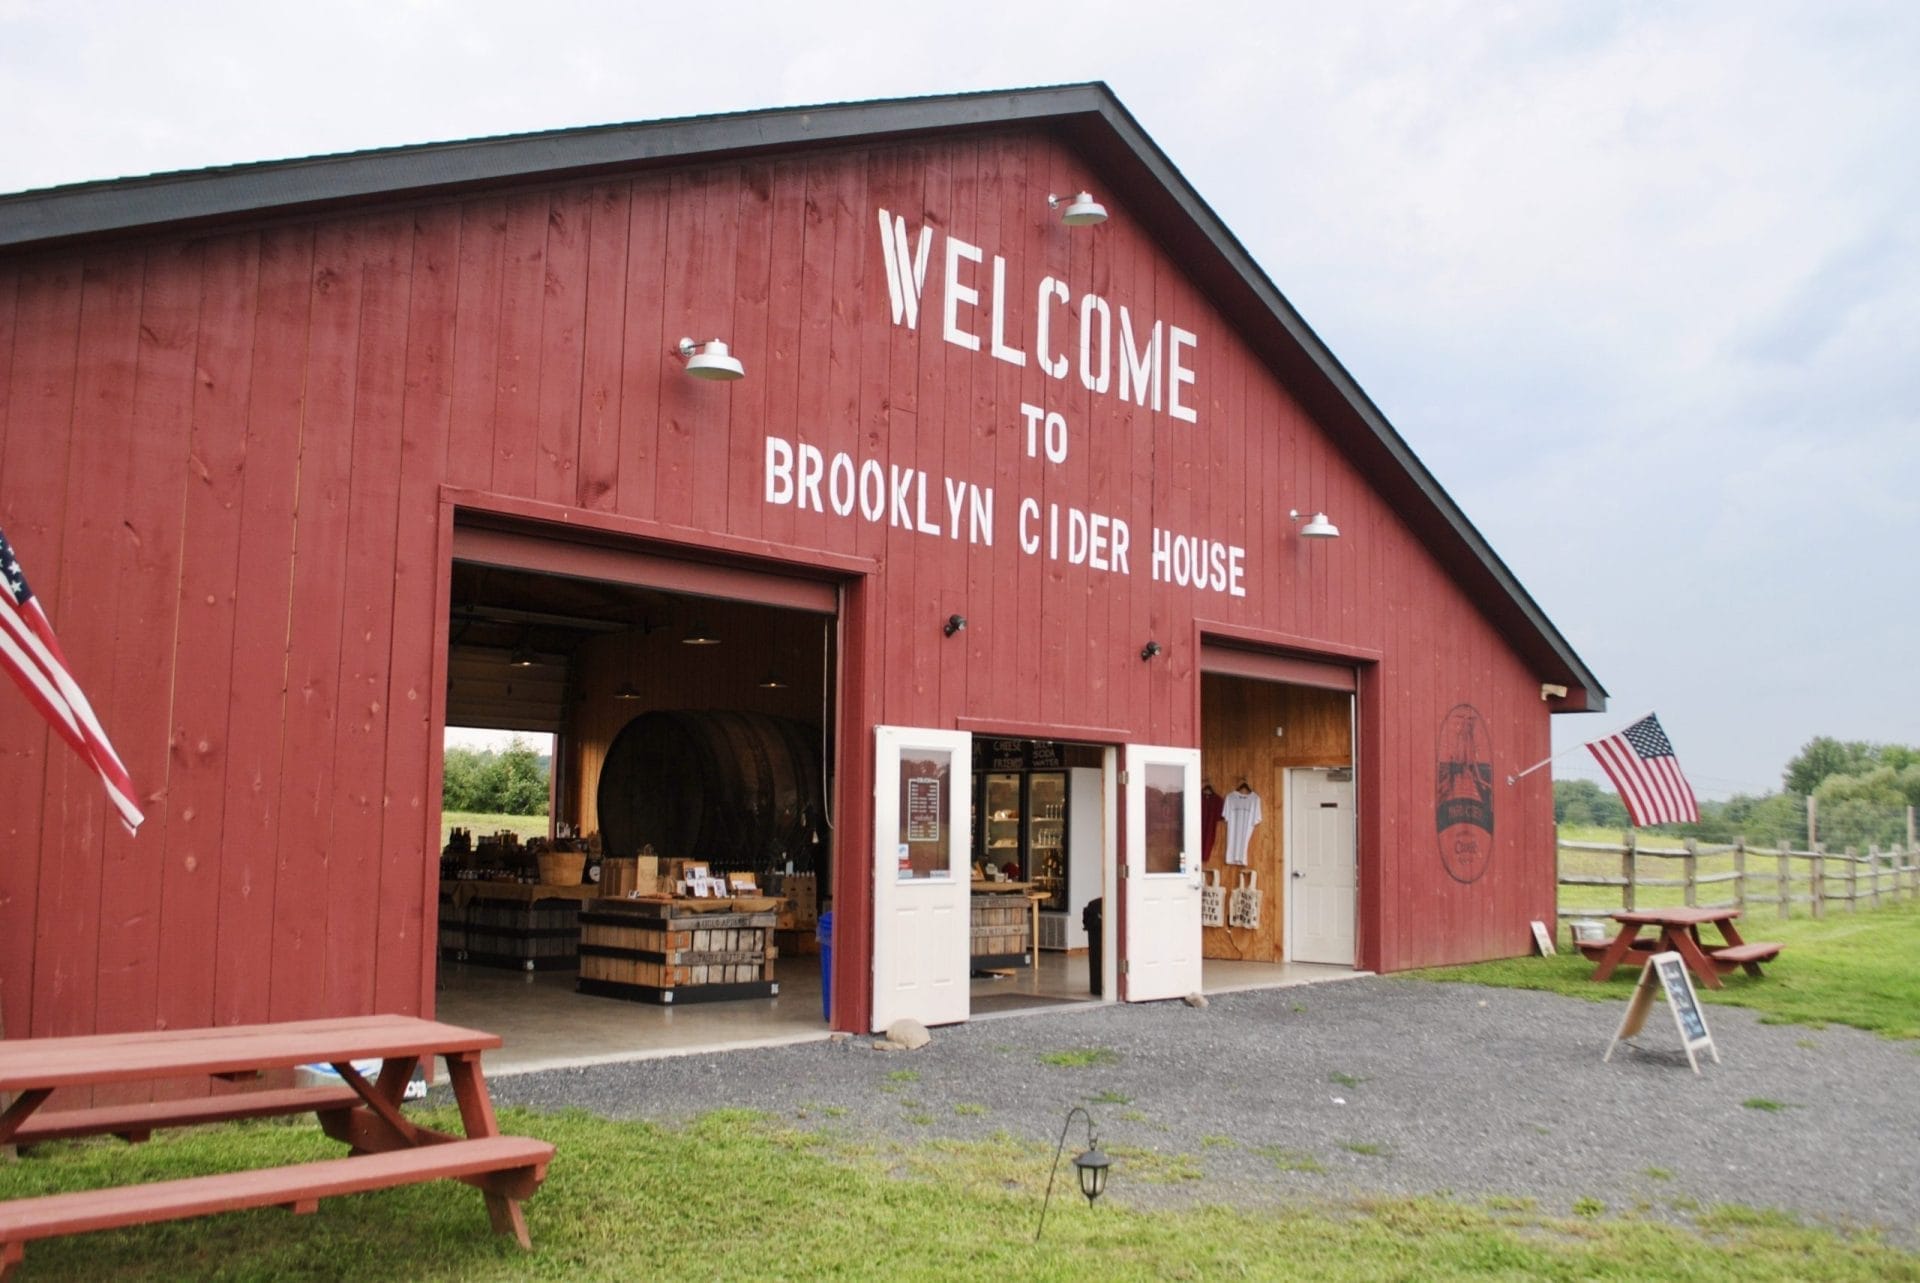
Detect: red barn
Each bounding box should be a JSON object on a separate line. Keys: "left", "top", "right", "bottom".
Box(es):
{"left": 0, "top": 85, "right": 1602, "bottom": 1047}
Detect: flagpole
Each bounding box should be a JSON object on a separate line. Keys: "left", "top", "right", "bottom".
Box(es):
{"left": 1505, "top": 711, "right": 1657, "bottom": 785}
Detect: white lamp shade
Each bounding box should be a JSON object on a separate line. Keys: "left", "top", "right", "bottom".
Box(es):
{"left": 1060, "top": 192, "right": 1108, "bottom": 226}
{"left": 682, "top": 338, "right": 745, "bottom": 380}
{"left": 1299, "top": 512, "right": 1339, "bottom": 539}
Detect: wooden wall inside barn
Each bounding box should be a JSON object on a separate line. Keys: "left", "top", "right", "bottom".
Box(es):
{"left": 0, "top": 128, "right": 1556, "bottom": 1041}
{"left": 1199, "top": 675, "right": 1351, "bottom": 963}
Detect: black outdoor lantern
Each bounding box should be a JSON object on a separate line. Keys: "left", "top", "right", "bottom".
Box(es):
{"left": 1036, "top": 1106, "right": 1113, "bottom": 1241}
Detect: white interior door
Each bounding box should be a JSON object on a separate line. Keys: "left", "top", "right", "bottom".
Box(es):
{"left": 1122, "top": 744, "right": 1202, "bottom": 1001}
{"left": 871, "top": 726, "right": 972, "bottom": 1030}
{"left": 1288, "top": 767, "right": 1356, "bottom": 965}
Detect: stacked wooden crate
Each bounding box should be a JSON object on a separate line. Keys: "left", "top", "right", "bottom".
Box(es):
{"left": 577, "top": 899, "right": 779, "bottom": 1004}
{"left": 971, "top": 894, "right": 1029, "bottom": 967}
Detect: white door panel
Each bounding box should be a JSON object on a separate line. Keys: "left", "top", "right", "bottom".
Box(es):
{"left": 1288, "top": 768, "right": 1355, "bottom": 965}
{"left": 871, "top": 726, "right": 972, "bottom": 1029}
{"left": 1123, "top": 745, "right": 1202, "bottom": 1001}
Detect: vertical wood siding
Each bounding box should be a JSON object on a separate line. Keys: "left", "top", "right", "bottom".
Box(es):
{"left": 0, "top": 129, "right": 1558, "bottom": 1035}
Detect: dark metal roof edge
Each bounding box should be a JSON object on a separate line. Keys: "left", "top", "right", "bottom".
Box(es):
{"left": 0, "top": 83, "right": 1116, "bottom": 251}
{"left": 0, "top": 82, "right": 1604, "bottom": 706}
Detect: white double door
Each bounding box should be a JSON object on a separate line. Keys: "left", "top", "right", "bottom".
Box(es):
{"left": 870, "top": 726, "right": 973, "bottom": 1031}
{"left": 1122, "top": 744, "right": 1203, "bottom": 1002}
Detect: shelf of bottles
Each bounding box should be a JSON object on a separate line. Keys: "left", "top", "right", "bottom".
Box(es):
{"left": 1028, "top": 773, "right": 1066, "bottom": 912}
{"left": 981, "top": 773, "right": 1023, "bottom": 877}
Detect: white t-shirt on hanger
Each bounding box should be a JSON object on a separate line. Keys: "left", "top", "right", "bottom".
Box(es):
{"left": 1222, "top": 788, "right": 1262, "bottom": 865}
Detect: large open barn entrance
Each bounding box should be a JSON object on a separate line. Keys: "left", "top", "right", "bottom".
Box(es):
{"left": 1199, "top": 647, "right": 1361, "bottom": 991}
{"left": 433, "top": 528, "right": 841, "bottom": 1071}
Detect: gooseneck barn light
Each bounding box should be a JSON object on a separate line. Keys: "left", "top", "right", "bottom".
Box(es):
{"left": 1047, "top": 191, "right": 1108, "bottom": 226}
{"left": 1289, "top": 509, "right": 1340, "bottom": 539}
{"left": 676, "top": 336, "right": 745, "bottom": 380}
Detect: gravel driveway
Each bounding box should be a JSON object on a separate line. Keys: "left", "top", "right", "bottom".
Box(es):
{"left": 480, "top": 978, "right": 1920, "bottom": 1244}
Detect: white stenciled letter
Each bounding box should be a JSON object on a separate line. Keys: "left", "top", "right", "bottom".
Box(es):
{"left": 765, "top": 435, "right": 795, "bottom": 505}
{"left": 1035, "top": 276, "right": 1069, "bottom": 379}
{"left": 989, "top": 255, "right": 1025, "bottom": 367}
{"left": 1168, "top": 325, "right": 1198, "bottom": 424}
{"left": 942, "top": 236, "right": 983, "bottom": 352}
{"left": 1078, "top": 293, "right": 1112, "bottom": 394}
{"left": 877, "top": 208, "right": 933, "bottom": 330}
{"left": 1119, "top": 307, "right": 1161, "bottom": 411}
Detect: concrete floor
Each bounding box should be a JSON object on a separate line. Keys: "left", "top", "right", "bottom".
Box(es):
{"left": 436, "top": 950, "right": 1365, "bottom": 1076}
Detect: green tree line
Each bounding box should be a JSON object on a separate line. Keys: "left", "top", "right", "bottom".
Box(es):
{"left": 1557, "top": 735, "right": 1918, "bottom": 849}
{"left": 443, "top": 739, "right": 551, "bottom": 815}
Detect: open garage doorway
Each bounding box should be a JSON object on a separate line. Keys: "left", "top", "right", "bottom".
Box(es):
{"left": 433, "top": 529, "right": 841, "bottom": 1072}
{"left": 1199, "top": 651, "right": 1362, "bottom": 993}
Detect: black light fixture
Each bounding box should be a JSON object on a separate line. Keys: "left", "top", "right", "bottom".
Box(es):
{"left": 612, "top": 681, "right": 644, "bottom": 700}
{"left": 944, "top": 614, "right": 967, "bottom": 637}
{"left": 509, "top": 635, "right": 537, "bottom": 668}
{"left": 1140, "top": 640, "right": 1161, "bottom": 661}
{"left": 1035, "top": 1106, "right": 1112, "bottom": 1241}
{"left": 681, "top": 620, "right": 720, "bottom": 646}
{"left": 757, "top": 671, "right": 788, "bottom": 690}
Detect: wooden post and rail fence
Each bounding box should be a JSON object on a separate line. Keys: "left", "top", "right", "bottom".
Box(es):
{"left": 1557, "top": 801, "right": 1920, "bottom": 927}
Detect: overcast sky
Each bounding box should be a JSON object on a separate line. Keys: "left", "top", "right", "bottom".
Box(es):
{"left": 4, "top": 1, "right": 1913, "bottom": 797}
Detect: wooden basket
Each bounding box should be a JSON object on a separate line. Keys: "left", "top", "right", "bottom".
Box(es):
{"left": 537, "top": 850, "right": 586, "bottom": 887}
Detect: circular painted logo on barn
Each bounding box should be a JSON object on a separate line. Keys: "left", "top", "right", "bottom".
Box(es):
{"left": 1435, "top": 704, "right": 1495, "bottom": 884}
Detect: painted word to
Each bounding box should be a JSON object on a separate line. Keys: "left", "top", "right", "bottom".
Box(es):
{"left": 877, "top": 209, "right": 1200, "bottom": 425}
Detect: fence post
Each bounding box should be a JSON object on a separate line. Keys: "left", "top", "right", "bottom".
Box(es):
{"left": 1733, "top": 839, "right": 1747, "bottom": 911}
{"left": 1777, "top": 841, "right": 1791, "bottom": 920}
{"left": 1811, "top": 843, "right": 1825, "bottom": 919}
{"left": 1869, "top": 846, "right": 1881, "bottom": 909}
{"left": 1683, "top": 838, "right": 1698, "bottom": 907}
{"left": 1844, "top": 846, "right": 1858, "bottom": 912}
{"left": 1621, "top": 830, "right": 1636, "bottom": 913}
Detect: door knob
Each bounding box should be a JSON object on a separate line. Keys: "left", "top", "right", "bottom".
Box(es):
{"left": 1292, "top": 870, "right": 1305, "bottom": 879}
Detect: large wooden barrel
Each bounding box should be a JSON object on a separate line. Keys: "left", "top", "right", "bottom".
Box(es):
{"left": 597, "top": 711, "right": 825, "bottom": 874}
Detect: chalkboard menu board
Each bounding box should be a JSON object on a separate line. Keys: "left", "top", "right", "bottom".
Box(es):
{"left": 972, "top": 739, "right": 1066, "bottom": 771}
{"left": 1026, "top": 741, "right": 1066, "bottom": 770}
{"left": 1604, "top": 950, "right": 1720, "bottom": 1074}
{"left": 1655, "top": 954, "right": 1709, "bottom": 1043}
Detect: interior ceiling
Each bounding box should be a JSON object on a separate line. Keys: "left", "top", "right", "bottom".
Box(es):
{"left": 449, "top": 562, "right": 691, "bottom": 655}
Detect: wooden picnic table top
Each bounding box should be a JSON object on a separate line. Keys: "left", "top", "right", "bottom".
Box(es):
{"left": 0, "top": 1015, "right": 500, "bottom": 1094}
{"left": 1612, "top": 906, "right": 1740, "bottom": 927}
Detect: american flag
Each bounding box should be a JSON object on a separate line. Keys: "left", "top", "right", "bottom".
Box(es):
{"left": 1585, "top": 713, "right": 1698, "bottom": 828}
{"left": 0, "top": 526, "right": 143, "bottom": 833}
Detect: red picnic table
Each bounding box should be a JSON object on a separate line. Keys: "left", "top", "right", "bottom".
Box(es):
{"left": 0, "top": 1014, "right": 553, "bottom": 1278}
{"left": 1582, "top": 905, "right": 1784, "bottom": 990}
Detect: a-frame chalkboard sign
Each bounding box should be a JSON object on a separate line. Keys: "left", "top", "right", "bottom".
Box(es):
{"left": 1604, "top": 950, "right": 1720, "bottom": 1074}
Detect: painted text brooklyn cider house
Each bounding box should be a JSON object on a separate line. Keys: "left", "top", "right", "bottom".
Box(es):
{"left": 0, "top": 85, "right": 1603, "bottom": 1041}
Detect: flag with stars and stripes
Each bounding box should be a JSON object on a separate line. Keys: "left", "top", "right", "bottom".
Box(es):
{"left": 1585, "top": 713, "right": 1698, "bottom": 828}
{"left": 0, "top": 526, "right": 143, "bottom": 833}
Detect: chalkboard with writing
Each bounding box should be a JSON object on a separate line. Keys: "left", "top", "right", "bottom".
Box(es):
{"left": 1655, "top": 954, "right": 1709, "bottom": 1043}
{"left": 1604, "top": 950, "right": 1720, "bottom": 1074}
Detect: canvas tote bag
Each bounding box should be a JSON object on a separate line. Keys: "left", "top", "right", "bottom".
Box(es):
{"left": 1200, "top": 868, "right": 1226, "bottom": 927}
{"left": 1228, "top": 870, "right": 1263, "bottom": 930}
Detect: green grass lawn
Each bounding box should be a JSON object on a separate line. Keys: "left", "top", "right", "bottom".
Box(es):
{"left": 4, "top": 1108, "right": 1915, "bottom": 1281}
{"left": 1409, "top": 900, "right": 1920, "bottom": 1039}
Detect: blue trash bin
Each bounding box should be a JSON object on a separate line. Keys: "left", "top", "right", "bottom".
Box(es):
{"left": 817, "top": 910, "right": 834, "bottom": 1022}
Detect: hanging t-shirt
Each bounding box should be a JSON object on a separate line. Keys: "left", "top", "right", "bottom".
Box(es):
{"left": 1222, "top": 788, "right": 1262, "bottom": 866}
{"left": 1200, "top": 788, "right": 1225, "bottom": 863}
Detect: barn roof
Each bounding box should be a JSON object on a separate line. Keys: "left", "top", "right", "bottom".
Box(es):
{"left": 0, "top": 83, "right": 1605, "bottom": 710}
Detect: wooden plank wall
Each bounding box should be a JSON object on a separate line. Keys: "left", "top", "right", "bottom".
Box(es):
{"left": 1199, "top": 675, "right": 1351, "bottom": 963}
{"left": 0, "top": 128, "right": 1558, "bottom": 1038}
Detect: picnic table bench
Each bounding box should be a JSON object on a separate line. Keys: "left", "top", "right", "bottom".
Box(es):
{"left": 0, "top": 1015, "right": 552, "bottom": 1278}
{"left": 1581, "top": 907, "right": 1784, "bottom": 989}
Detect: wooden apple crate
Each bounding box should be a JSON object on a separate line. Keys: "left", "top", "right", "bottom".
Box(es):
{"left": 576, "top": 899, "right": 779, "bottom": 1005}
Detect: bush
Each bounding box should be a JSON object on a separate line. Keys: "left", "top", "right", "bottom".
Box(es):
{"left": 443, "top": 738, "right": 551, "bottom": 815}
